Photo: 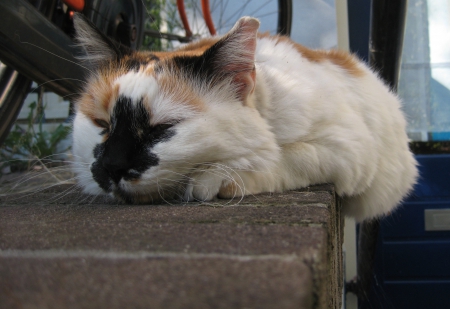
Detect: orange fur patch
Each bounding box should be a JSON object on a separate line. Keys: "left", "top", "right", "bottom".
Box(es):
{"left": 77, "top": 61, "right": 125, "bottom": 127}
{"left": 157, "top": 73, "right": 206, "bottom": 112}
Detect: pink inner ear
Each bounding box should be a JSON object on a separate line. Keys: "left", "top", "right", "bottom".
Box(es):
{"left": 222, "top": 17, "right": 259, "bottom": 102}
{"left": 233, "top": 67, "right": 256, "bottom": 101}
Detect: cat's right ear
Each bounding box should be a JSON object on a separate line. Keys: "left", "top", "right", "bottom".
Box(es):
{"left": 73, "top": 13, "right": 131, "bottom": 67}
{"left": 200, "top": 17, "right": 260, "bottom": 102}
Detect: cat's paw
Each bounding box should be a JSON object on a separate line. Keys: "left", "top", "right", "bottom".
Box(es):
{"left": 218, "top": 181, "right": 244, "bottom": 199}
{"left": 183, "top": 172, "right": 223, "bottom": 202}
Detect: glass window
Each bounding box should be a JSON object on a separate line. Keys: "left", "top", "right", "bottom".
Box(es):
{"left": 399, "top": 0, "right": 450, "bottom": 141}
{"left": 291, "top": 0, "right": 338, "bottom": 49}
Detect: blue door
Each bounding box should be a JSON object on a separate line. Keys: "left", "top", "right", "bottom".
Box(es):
{"left": 364, "top": 154, "right": 450, "bottom": 308}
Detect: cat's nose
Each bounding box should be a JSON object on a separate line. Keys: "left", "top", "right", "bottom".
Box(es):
{"left": 103, "top": 163, "right": 127, "bottom": 183}
{"left": 102, "top": 157, "right": 131, "bottom": 183}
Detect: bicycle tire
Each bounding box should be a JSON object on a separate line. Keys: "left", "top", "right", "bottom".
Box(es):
{"left": 143, "top": 0, "right": 292, "bottom": 49}
{"left": 0, "top": 65, "right": 32, "bottom": 146}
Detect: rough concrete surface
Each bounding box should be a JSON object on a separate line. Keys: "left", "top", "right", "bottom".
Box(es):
{"left": 0, "top": 184, "right": 343, "bottom": 309}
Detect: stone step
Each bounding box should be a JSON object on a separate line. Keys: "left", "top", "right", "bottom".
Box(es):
{"left": 0, "top": 184, "right": 343, "bottom": 309}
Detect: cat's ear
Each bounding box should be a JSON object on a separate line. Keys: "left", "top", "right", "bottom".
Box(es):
{"left": 73, "top": 13, "right": 131, "bottom": 67}
{"left": 205, "top": 17, "right": 260, "bottom": 102}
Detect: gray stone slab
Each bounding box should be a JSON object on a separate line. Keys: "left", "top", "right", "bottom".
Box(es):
{"left": 0, "top": 184, "right": 342, "bottom": 309}
{"left": 0, "top": 256, "right": 313, "bottom": 309}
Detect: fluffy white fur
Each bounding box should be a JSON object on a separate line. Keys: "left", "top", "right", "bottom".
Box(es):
{"left": 72, "top": 113, "right": 104, "bottom": 195}
{"left": 72, "top": 16, "right": 418, "bottom": 221}
{"left": 114, "top": 71, "right": 159, "bottom": 103}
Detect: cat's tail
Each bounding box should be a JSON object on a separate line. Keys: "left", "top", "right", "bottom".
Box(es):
{"left": 342, "top": 147, "right": 418, "bottom": 222}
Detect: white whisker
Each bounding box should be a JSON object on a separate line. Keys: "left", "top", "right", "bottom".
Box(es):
{"left": 16, "top": 38, "right": 94, "bottom": 75}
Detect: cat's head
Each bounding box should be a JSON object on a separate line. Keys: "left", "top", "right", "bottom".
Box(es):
{"left": 71, "top": 14, "right": 279, "bottom": 203}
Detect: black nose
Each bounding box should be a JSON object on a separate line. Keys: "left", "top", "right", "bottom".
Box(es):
{"left": 102, "top": 157, "right": 131, "bottom": 183}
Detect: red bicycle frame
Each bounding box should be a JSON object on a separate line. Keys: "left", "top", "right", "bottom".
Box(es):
{"left": 177, "top": 0, "right": 216, "bottom": 38}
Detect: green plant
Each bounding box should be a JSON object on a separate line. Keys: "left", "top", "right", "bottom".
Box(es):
{"left": 141, "top": 0, "right": 193, "bottom": 51}
{"left": 0, "top": 101, "right": 71, "bottom": 172}
{"left": 141, "top": 0, "right": 167, "bottom": 51}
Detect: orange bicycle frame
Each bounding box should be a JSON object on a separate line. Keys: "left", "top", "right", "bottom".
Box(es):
{"left": 177, "top": 0, "right": 216, "bottom": 38}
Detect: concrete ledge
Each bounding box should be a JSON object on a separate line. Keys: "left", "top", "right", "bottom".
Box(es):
{"left": 0, "top": 184, "right": 343, "bottom": 309}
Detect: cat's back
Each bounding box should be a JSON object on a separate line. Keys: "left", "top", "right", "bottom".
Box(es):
{"left": 253, "top": 34, "right": 417, "bottom": 221}
{"left": 254, "top": 34, "right": 372, "bottom": 87}
{"left": 253, "top": 33, "right": 406, "bottom": 138}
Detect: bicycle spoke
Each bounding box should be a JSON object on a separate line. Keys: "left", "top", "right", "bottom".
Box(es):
{"left": 250, "top": 10, "right": 279, "bottom": 19}
{"left": 248, "top": 0, "right": 277, "bottom": 17}
{"left": 218, "top": 0, "right": 251, "bottom": 32}
{"left": 195, "top": 0, "right": 209, "bottom": 35}
{"left": 210, "top": 0, "right": 230, "bottom": 31}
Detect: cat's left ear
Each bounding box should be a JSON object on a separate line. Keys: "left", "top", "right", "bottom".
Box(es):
{"left": 205, "top": 17, "right": 259, "bottom": 102}
{"left": 73, "top": 13, "right": 131, "bottom": 67}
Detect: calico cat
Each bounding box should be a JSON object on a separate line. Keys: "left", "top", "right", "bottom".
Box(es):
{"left": 72, "top": 14, "right": 418, "bottom": 221}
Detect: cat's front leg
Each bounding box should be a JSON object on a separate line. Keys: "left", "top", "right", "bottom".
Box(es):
{"left": 183, "top": 168, "right": 271, "bottom": 202}
{"left": 183, "top": 169, "right": 224, "bottom": 202}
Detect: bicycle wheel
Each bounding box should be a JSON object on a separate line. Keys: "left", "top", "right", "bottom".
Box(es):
{"left": 83, "top": 0, "right": 146, "bottom": 51}
{"left": 143, "top": 0, "right": 292, "bottom": 49}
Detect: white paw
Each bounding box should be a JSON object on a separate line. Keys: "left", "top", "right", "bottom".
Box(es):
{"left": 183, "top": 172, "right": 224, "bottom": 202}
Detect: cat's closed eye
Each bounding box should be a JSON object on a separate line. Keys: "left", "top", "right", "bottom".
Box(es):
{"left": 94, "top": 119, "right": 110, "bottom": 135}
{"left": 133, "top": 123, "right": 175, "bottom": 142}
{"left": 151, "top": 123, "right": 173, "bottom": 133}
{"left": 144, "top": 123, "right": 174, "bottom": 140}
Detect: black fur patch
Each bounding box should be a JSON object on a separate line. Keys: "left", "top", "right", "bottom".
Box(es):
{"left": 172, "top": 40, "right": 228, "bottom": 84}
{"left": 126, "top": 59, "right": 145, "bottom": 72}
{"left": 91, "top": 96, "right": 176, "bottom": 191}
